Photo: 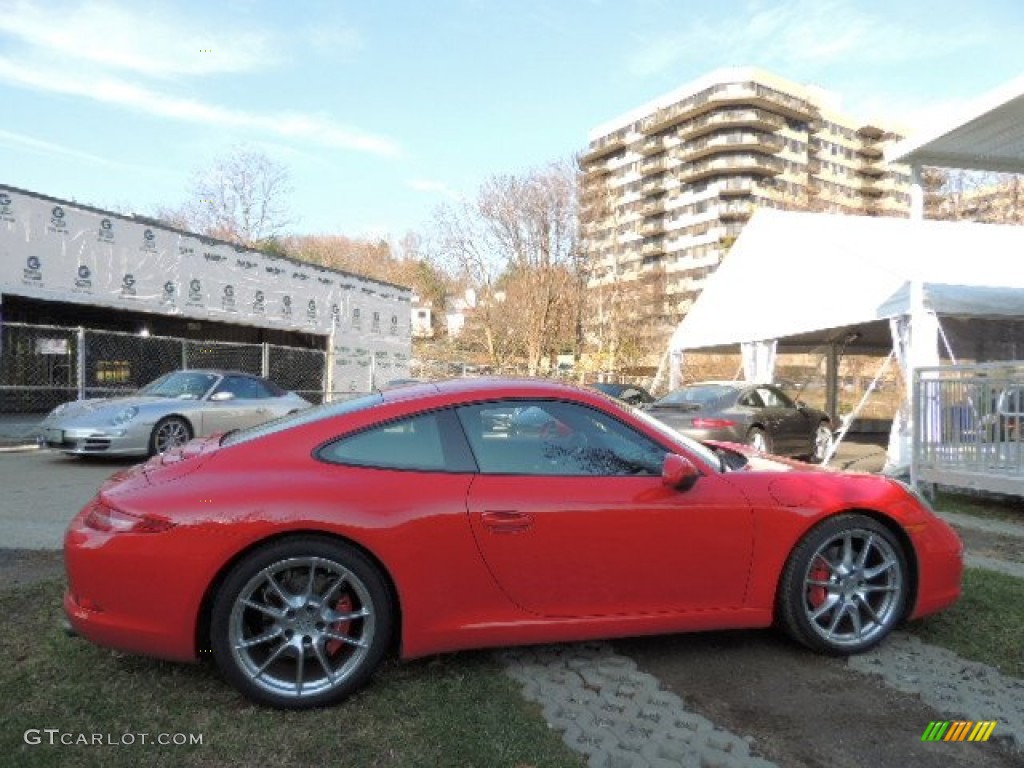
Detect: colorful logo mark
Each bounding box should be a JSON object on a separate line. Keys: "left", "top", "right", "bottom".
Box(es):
{"left": 921, "top": 721, "right": 997, "bottom": 742}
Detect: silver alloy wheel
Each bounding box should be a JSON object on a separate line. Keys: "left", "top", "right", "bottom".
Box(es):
{"left": 227, "top": 556, "right": 376, "bottom": 701}
{"left": 812, "top": 423, "right": 833, "bottom": 462}
{"left": 153, "top": 418, "right": 190, "bottom": 453}
{"left": 801, "top": 529, "right": 903, "bottom": 649}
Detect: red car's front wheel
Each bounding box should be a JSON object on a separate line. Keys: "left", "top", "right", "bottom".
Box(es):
{"left": 210, "top": 536, "right": 394, "bottom": 709}
{"left": 777, "top": 514, "right": 908, "bottom": 654}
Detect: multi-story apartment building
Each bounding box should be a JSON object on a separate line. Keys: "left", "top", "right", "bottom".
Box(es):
{"left": 580, "top": 67, "right": 911, "bottom": 363}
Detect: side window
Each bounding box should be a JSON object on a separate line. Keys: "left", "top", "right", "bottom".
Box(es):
{"left": 738, "top": 390, "right": 765, "bottom": 408}
{"left": 455, "top": 400, "right": 666, "bottom": 477}
{"left": 758, "top": 386, "right": 794, "bottom": 409}
{"left": 214, "top": 376, "right": 259, "bottom": 399}
{"left": 319, "top": 411, "right": 472, "bottom": 472}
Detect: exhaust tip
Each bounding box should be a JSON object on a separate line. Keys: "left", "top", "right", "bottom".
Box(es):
{"left": 60, "top": 618, "right": 78, "bottom": 638}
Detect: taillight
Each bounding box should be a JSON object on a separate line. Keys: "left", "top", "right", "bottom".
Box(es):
{"left": 84, "top": 500, "right": 174, "bottom": 533}
{"left": 692, "top": 418, "right": 736, "bottom": 429}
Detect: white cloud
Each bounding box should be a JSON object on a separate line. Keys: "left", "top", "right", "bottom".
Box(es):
{"left": 0, "top": 0, "right": 274, "bottom": 78}
{"left": 0, "top": 55, "right": 401, "bottom": 157}
{"left": 0, "top": 128, "right": 115, "bottom": 165}
{"left": 0, "top": 128, "right": 174, "bottom": 178}
{"left": 627, "top": 0, "right": 988, "bottom": 78}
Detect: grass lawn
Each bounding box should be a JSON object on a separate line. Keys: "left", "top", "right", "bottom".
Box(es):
{"left": 905, "top": 567, "right": 1024, "bottom": 678}
{"left": 1, "top": 580, "right": 583, "bottom": 768}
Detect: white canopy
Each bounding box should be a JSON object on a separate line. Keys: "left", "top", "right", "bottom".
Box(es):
{"left": 669, "top": 209, "right": 1024, "bottom": 355}
{"left": 887, "top": 74, "right": 1024, "bottom": 174}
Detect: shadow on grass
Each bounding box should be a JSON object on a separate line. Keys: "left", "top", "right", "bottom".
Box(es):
{"left": 2, "top": 580, "right": 583, "bottom": 768}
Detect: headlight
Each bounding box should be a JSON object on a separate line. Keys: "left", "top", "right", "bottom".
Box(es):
{"left": 110, "top": 406, "right": 139, "bottom": 426}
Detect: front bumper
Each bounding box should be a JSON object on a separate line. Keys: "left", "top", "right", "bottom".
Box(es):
{"left": 39, "top": 425, "right": 151, "bottom": 456}
{"left": 907, "top": 516, "right": 964, "bottom": 620}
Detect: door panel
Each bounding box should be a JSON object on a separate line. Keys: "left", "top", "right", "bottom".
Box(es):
{"left": 467, "top": 473, "right": 754, "bottom": 617}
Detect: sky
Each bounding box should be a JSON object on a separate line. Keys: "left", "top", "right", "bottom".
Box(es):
{"left": 1, "top": 0, "right": 1022, "bottom": 242}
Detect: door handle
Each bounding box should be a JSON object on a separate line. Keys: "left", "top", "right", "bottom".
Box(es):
{"left": 481, "top": 510, "right": 534, "bottom": 533}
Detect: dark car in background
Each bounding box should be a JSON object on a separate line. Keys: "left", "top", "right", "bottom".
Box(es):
{"left": 646, "top": 381, "right": 833, "bottom": 462}
{"left": 588, "top": 382, "right": 656, "bottom": 407}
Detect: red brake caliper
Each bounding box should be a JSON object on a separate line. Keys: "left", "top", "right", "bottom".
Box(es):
{"left": 808, "top": 560, "right": 829, "bottom": 609}
{"left": 325, "top": 595, "right": 353, "bottom": 656}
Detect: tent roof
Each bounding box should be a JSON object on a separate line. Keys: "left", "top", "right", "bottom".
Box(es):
{"left": 887, "top": 75, "right": 1024, "bottom": 174}
{"left": 669, "top": 209, "right": 1024, "bottom": 354}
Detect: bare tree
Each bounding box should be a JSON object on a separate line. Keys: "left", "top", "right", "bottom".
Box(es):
{"left": 160, "top": 146, "right": 294, "bottom": 246}
{"left": 434, "top": 161, "right": 579, "bottom": 374}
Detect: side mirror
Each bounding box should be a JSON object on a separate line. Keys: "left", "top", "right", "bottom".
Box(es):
{"left": 662, "top": 453, "right": 699, "bottom": 490}
{"left": 210, "top": 391, "right": 235, "bottom": 402}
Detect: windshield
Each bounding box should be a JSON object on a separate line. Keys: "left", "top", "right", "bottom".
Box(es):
{"left": 655, "top": 384, "right": 732, "bottom": 406}
{"left": 619, "top": 400, "right": 724, "bottom": 471}
{"left": 140, "top": 371, "right": 220, "bottom": 400}
{"left": 222, "top": 392, "right": 383, "bottom": 446}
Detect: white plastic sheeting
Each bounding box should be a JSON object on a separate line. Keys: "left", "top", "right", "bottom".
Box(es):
{"left": 0, "top": 186, "right": 412, "bottom": 392}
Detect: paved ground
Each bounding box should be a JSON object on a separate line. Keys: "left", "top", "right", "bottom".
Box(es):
{"left": 0, "top": 450, "right": 135, "bottom": 549}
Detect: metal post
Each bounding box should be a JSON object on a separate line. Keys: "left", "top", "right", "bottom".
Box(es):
{"left": 76, "top": 327, "right": 86, "bottom": 400}
{"left": 261, "top": 343, "right": 270, "bottom": 378}
{"left": 324, "top": 332, "right": 335, "bottom": 402}
{"left": 825, "top": 342, "right": 840, "bottom": 427}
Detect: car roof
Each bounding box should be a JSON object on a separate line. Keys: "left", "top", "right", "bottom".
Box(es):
{"left": 381, "top": 376, "right": 603, "bottom": 405}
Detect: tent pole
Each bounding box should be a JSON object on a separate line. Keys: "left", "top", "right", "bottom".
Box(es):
{"left": 825, "top": 343, "right": 840, "bottom": 427}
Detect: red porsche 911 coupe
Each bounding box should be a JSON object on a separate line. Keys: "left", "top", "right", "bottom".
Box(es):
{"left": 63, "top": 378, "right": 963, "bottom": 709}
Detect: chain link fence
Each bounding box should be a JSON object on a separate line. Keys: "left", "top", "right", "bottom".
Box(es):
{"left": 0, "top": 321, "right": 326, "bottom": 413}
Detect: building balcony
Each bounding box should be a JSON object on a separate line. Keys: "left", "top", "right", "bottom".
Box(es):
{"left": 717, "top": 178, "right": 756, "bottom": 197}
{"left": 639, "top": 218, "right": 664, "bottom": 236}
{"left": 640, "top": 175, "right": 664, "bottom": 197}
{"left": 676, "top": 108, "right": 786, "bottom": 140}
{"left": 636, "top": 136, "right": 665, "bottom": 156}
{"left": 679, "top": 154, "right": 784, "bottom": 184}
{"left": 858, "top": 163, "right": 887, "bottom": 178}
{"left": 858, "top": 143, "right": 884, "bottom": 159}
{"left": 857, "top": 124, "right": 885, "bottom": 139}
{"left": 677, "top": 132, "right": 785, "bottom": 162}
{"left": 640, "top": 196, "right": 668, "bottom": 215}
{"left": 643, "top": 82, "right": 814, "bottom": 135}
{"left": 719, "top": 202, "right": 754, "bottom": 220}
{"left": 640, "top": 155, "right": 668, "bottom": 174}
{"left": 582, "top": 134, "right": 626, "bottom": 162}
{"left": 641, "top": 237, "right": 665, "bottom": 256}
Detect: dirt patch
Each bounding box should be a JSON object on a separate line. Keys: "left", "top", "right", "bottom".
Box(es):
{"left": 0, "top": 549, "right": 64, "bottom": 591}
{"left": 616, "top": 630, "right": 1020, "bottom": 768}
{"left": 953, "top": 527, "right": 1024, "bottom": 564}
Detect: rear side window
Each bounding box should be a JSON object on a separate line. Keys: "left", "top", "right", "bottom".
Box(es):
{"left": 318, "top": 410, "right": 476, "bottom": 472}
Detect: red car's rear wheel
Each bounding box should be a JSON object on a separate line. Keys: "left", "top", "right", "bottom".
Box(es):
{"left": 210, "top": 536, "right": 393, "bottom": 709}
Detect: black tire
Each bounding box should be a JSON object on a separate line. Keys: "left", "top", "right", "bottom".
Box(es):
{"left": 148, "top": 416, "right": 192, "bottom": 456}
{"left": 746, "top": 426, "right": 771, "bottom": 453}
{"left": 210, "top": 536, "right": 393, "bottom": 709}
{"left": 776, "top": 514, "right": 908, "bottom": 655}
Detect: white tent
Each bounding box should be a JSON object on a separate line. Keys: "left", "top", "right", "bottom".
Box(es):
{"left": 668, "top": 208, "right": 1024, "bottom": 469}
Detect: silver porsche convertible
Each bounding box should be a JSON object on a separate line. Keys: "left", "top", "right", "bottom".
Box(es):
{"left": 38, "top": 370, "right": 312, "bottom": 457}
